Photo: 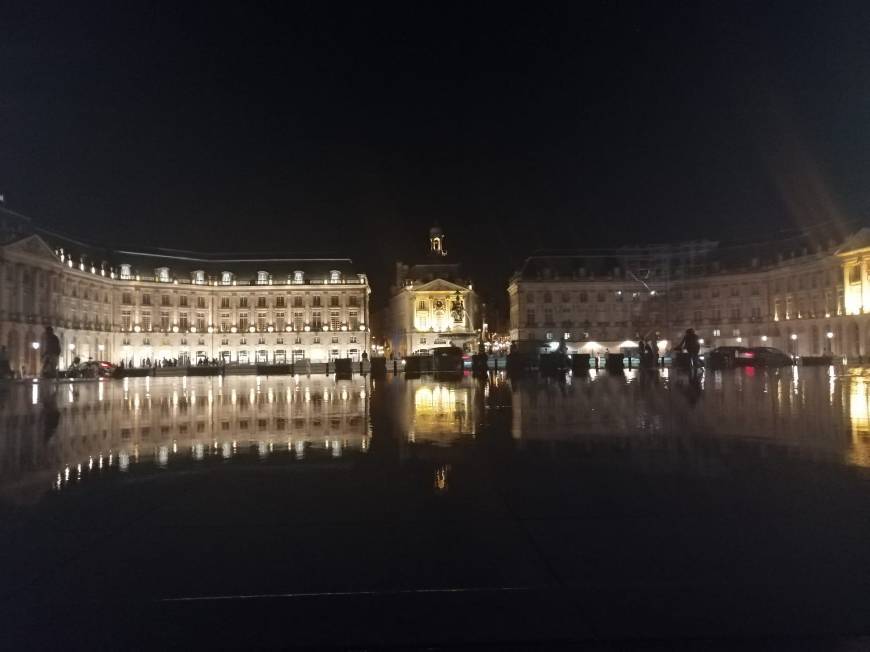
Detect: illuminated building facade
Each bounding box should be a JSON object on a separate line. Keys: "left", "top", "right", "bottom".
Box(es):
{"left": 509, "top": 229, "right": 870, "bottom": 359}
{"left": 0, "top": 208, "right": 370, "bottom": 373}
{"left": 386, "top": 227, "right": 481, "bottom": 356}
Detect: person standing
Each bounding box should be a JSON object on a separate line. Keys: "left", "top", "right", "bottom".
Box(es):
{"left": 676, "top": 328, "right": 701, "bottom": 374}
{"left": 41, "top": 326, "right": 61, "bottom": 378}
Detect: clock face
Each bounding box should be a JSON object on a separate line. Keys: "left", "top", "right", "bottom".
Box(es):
{"left": 434, "top": 299, "right": 445, "bottom": 310}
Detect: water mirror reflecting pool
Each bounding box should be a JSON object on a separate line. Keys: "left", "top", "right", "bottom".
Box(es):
{"left": 2, "top": 368, "right": 870, "bottom": 647}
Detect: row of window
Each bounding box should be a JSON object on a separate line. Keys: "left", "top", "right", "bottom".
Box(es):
{"left": 119, "top": 293, "right": 360, "bottom": 308}
{"left": 121, "top": 266, "right": 347, "bottom": 286}
{"left": 120, "top": 309, "right": 361, "bottom": 332}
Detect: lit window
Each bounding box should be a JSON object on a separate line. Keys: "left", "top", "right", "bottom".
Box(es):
{"left": 221, "top": 271, "right": 233, "bottom": 285}
{"left": 330, "top": 270, "right": 341, "bottom": 283}
{"left": 120, "top": 264, "right": 132, "bottom": 279}
{"left": 292, "top": 270, "right": 304, "bottom": 284}
{"left": 155, "top": 267, "right": 170, "bottom": 282}
{"left": 192, "top": 270, "right": 205, "bottom": 285}
{"left": 257, "top": 270, "right": 270, "bottom": 285}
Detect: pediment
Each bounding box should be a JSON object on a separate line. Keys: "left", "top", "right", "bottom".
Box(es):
{"left": 837, "top": 228, "right": 870, "bottom": 256}
{"left": 5, "top": 234, "right": 61, "bottom": 263}
{"left": 413, "top": 278, "right": 469, "bottom": 293}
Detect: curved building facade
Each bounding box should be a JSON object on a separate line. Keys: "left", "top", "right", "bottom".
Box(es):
{"left": 0, "top": 208, "right": 370, "bottom": 374}
{"left": 509, "top": 228, "right": 870, "bottom": 360}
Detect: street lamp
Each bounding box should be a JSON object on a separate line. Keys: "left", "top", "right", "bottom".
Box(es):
{"left": 31, "top": 341, "right": 40, "bottom": 350}
{"left": 790, "top": 333, "right": 798, "bottom": 360}
{"left": 826, "top": 331, "right": 834, "bottom": 355}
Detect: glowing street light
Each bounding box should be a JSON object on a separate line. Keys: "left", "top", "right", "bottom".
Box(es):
{"left": 31, "top": 341, "right": 40, "bottom": 350}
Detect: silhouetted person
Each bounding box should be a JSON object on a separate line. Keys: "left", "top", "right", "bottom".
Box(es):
{"left": 0, "top": 345, "right": 11, "bottom": 379}
{"left": 677, "top": 328, "right": 701, "bottom": 374}
{"left": 41, "top": 326, "right": 61, "bottom": 378}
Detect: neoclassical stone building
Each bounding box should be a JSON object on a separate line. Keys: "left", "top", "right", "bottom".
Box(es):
{"left": 385, "top": 227, "right": 481, "bottom": 357}
{"left": 509, "top": 228, "right": 870, "bottom": 360}
{"left": 0, "top": 207, "right": 370, "bottom": 373}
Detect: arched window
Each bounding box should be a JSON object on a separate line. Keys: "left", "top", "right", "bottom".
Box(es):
{"left": 292, "top": 270, "right": 304, "bottom": 284}
{"left": 257, "top": 270, "right": 270, "bottom": 285}
{"left": 192, "top": 270, "right": 205, "bottom": 285}
{"left": 329, "top": 270, "right": 341, "bottom": 284}
{"left": 221, "top": 271, "right": 233, "bottom": 285}
{"left": 155, "top": 267, "right": 170, "bottom": 282}
{"left": 120, "top": 264, "right": 132, "bottom": 280}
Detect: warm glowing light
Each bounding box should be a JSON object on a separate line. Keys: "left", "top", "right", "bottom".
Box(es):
{"left": 230, "top": 326, "right": 237, "bottom": 333}
{"left": 68, "top": 343, "right": 76, "bottom": 351}
{"left": 172, "top": 325, "right": 179, "bottom": 333}
{"left": 31, "top": 341, "right": 40, "bottom": 350}
{"left": 248, "top": 326, "right": 256, "bottom": 333}
{"left": 761, "top": 335, "right": 768, "bottom": 342}
{"left": 790, "top": 333, "right": 798, "bottom": 340}
{"left": 190, "top": 326, "right": 197, "bottom": 333}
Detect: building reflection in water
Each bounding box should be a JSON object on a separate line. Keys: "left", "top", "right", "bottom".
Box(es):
{"left": 404, "top": 379, "right": 476, "bottom": 443}
{"left": 2, "top": 366, "right": 870, "bottom": 503}
{"left": 509, "top": 366, "right": 870, "bottom": 468}
{"left": 0, "top": 376, "right": 369, "bottom": 502}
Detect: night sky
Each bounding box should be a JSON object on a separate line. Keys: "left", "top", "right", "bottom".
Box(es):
{"left": 3, "top": 2, "right": 870, "bottom": 320}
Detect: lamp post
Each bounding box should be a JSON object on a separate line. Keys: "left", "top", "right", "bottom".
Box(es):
{"left": 826, "top": 331, "right": 834, "bottom": 355}
{"left": 790, "top": 333, "right": 798, "bottom": 362}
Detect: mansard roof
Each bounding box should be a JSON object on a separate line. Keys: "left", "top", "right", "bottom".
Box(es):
{"left": 0, "top": 206, "right": 363, "bottom": 283}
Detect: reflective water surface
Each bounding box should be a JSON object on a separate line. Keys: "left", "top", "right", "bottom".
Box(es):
{"left": 4, "top": 367, "right": 870, "bottom": 499}
{"left": 2, "top": 368, "right": 870, "bottom": 648}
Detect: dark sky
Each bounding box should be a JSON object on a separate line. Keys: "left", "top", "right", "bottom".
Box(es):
{"left": 3, "top": 2, "right": 870, "bottom": 319}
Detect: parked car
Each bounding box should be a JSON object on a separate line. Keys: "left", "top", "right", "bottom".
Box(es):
{"left": 77, "top": 360, "right": 117, "bottom": 378}
{"left": 707, "top": 346, "right": 749, "bottom": 368}
{"left": 736, "top": 346, "right": 793, "bottom": 367}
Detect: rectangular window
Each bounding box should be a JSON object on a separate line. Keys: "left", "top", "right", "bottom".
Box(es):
{"left": 276, "top": 311, "right": 286, "bottom": 331}
{"left": 417, "top": 300, "right": 428, "bottom": 311}
{"left": 275, "top": 296, "right": 286, "bottom": 308}
{"left": 179, "top": 312, "right": 189, "bottom": 330}
{"left": 849, "top": 265, "right": 861, "bottom": 284}
{"left": 330, "top": 295, "right": 340, "bottom": 307}
{"left": 257, "top": 311, "right": 267, "bottom": 331}
{"left": 141, "top": 311, "right": 152, "bottom": 331}
{"left": 544, "top": 308, "right": 554, "bottom": 325}
{"left": 330, "top": 310, "right": 340, "bottom": 331}
{"left": 293, "top": 296, "right": 303, "bottom": 307}
{"left": 312, "top": 296, "right": 322, "bottom": 307}
{"left": 348, "top": 295, "right": 360, "bottom": 307}
{"left": 239, "top": 297, "right": 249, "bottom": 308}
{"left": 196, "top": 312, "right": 206, "bottom": 332}
{"left": 349, "top": 310, "right": 359, "bottom": 330}
{"left": 239, "top": 313, "right": 249, "bottom": 331}
{"left": 220, "top": 297, "right": 230, "bottom": 309}
{"left": 220, "top": 313, "right": 230, "bottom": 332}
{"left": 161, "top": 295, "right": 171, "bottom": 306}
{"left": 257, "top": 296, "right": 267, "bottom": 308}
{"left": 293, "top": 311, "right": 304, "bottom": 331}
{"left": 122, "top": 292, "right": 132, "bottom": 305}
{"left": 160, "top": 310, "right": 170, "bottom": 331}
{"left": 141, "top": 293, "right": 151, "bottom": 306}
{"left": 312, "top": 310, "right": 322, "bottom": 329}
{"left": 179, "top": 295, "right": 188, "bottom": 307}
{"left": 350, "top": 335, "right": 358, "bottom": 343}
{"left": 121, "top": 310, "right": 132, "bottom": 331}
{"left": 526, "top": 309, "right": 536, "bottom": 326}
{"left": 196, "top": 296, "right": 206, "bottom": 309}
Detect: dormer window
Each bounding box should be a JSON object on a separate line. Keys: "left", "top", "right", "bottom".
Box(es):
{"left": 221, "top": 271, "right": 233, "bottom": 285}
{"left": 120, "top": 264, "right": 132, "bottom": 280}
{"left": 256, "top": 270, "right": 270, "bottom": 285}
{"left": 155, "top": 267, "right": 170, "bottom": 283}
{"left": 329, "top": 270, "right": 341, "bottom": 284}
{"left": 292, "top": 270, "right": 304, "bottom": 284}
{"left": 192, "top": 270, "right": 206, "bottom": 285}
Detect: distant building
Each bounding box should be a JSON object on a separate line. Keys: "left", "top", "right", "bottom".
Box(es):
{"left": 0, "top": 207, "right": 370, "bottom": 373}
{"left": 386, "top": 227, "right": 481, "bottom": 357}
{"left": 509, "top": 228, "right": 870, "bottom": 359}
